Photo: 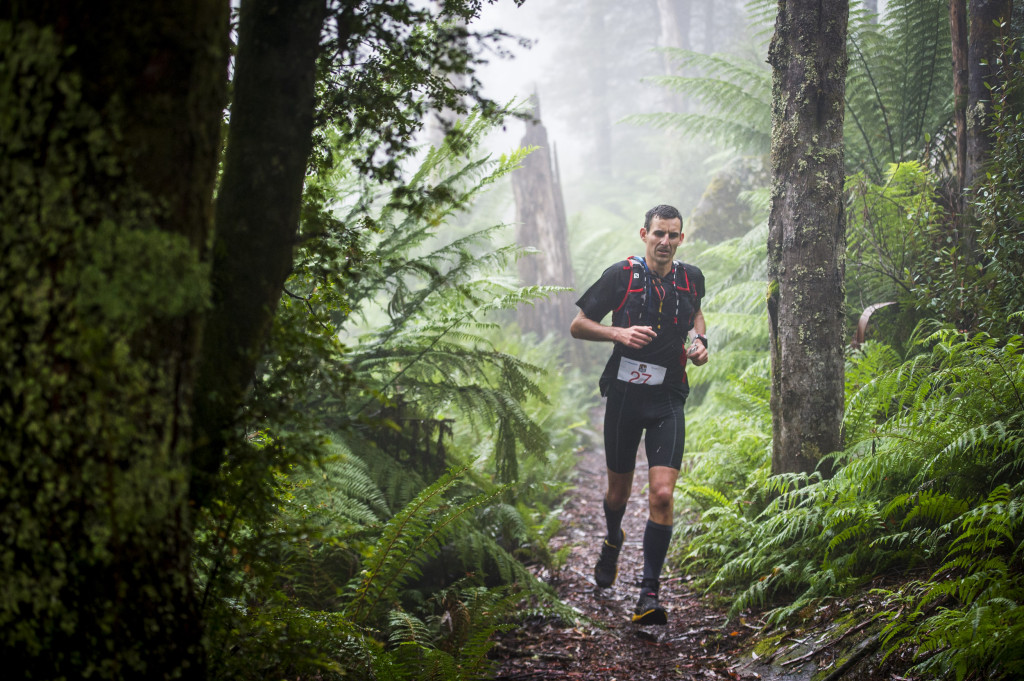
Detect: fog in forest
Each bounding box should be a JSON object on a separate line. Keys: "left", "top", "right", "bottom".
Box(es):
{"left": 460, "top": 0, "right": 770, "bottom": 299}
{"left": 468, "top": 0, "right": 887, "bottom": 255}
{"left": 474, "top": 0, "right": 736, "bottom": 232}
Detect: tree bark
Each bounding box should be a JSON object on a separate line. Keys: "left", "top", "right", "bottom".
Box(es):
{"left": 0, "top": 1, "right": 229, "bottom": 677}
{"left": 766, "top": 0, "right": 849, "bottom": 477}
{"left": 951, "top": 0, "right": 970, "bottom": 207}
{"left": 965, "top": 0, "right": 1013, "bottom": 189}
{"left": 511, "top": 96, "right": 576, "bottom": 343}
{"left": 191, "top": 0, "right": 327, "bottom": 506}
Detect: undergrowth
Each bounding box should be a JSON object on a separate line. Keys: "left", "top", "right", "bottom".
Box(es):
{"left": 193, "top": 114, "right": 586, "bottom": 680}
{"left": 678, "top": 324, "right": 1024, "bottom": 679}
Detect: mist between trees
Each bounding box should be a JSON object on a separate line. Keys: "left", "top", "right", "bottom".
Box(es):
{"left": 1, "top": 1, "right": 1023, "bottom": 680}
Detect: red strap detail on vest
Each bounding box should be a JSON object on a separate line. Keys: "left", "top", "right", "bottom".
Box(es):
{"left": 616, "top": 259, "right": 643, "bottom": 312}
{"left": 615, "top": 269, "right": 632, "bottom": 312}
{"left": 675, "top": 266, "right": 691, "bottom": 292}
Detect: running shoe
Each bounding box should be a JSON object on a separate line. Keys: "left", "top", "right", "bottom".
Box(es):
{"left": 632, "top": 578, "right": 667, "bottom": 625}
{"left": 593, "top": 528, "right": 624, "bottom": 588}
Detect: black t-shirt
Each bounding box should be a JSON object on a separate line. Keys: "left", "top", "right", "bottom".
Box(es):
{"left": 576, "top": 259, "right": 705, "bottom": 397}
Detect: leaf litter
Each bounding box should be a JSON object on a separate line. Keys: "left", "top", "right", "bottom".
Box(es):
{"left": 491, "top": 424, "right": 766, "bottom": 681}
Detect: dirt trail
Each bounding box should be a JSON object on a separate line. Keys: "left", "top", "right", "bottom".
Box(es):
{"left": 492, "top": 427, "right": 816, "bottom": 681}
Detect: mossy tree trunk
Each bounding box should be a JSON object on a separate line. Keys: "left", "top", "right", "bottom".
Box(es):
{"left": 1, "top": 0, "right": 325, "bottom": 677}
{"left": 0, "top": 2, "right": 228, "bottom": 677}
{"left": 766, "top": 0, "right": 849, "bottom": 477}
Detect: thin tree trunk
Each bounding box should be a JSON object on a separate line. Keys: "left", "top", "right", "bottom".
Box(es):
{"left": 766, "top": 0, "right": 849, "bottom": 477}
{"left": 656, "top": 0, "right": 692, "bottom": 112}
{"left": 965, "top": 0, "right": 1013, "bottom": 189}
{"left": 951, "top": 0, "right": 1012, "bottom": 332}
{"left": 586, "top": 0, "right": 613, "bottom": 176}
{"left": 191, "top": 0, "right": 327, "bottom": 506}
{"left": 951, "top": 0, "right": 969, "bottom": 207}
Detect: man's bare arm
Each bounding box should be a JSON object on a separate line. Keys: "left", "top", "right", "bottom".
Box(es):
{"left": 688, "top": 309, "right": 709, "bottom": 365}
{"left": 691, "top": 309, "right": 706, "bottom": 336}
{"left": 570, "top": 309, "right": 657, "bottom": 349}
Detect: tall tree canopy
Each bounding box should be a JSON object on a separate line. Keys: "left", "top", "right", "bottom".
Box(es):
{"left": 0, "top": 1, "right": 522, "bottom": 677}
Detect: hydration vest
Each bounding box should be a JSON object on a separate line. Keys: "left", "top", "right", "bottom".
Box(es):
{"left": 610, "top": 256, "right": 699, "bottom": 331}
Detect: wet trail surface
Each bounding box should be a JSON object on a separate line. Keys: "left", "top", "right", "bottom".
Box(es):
{"left": 491, "top": 426, "right": 779, "bottom": 681}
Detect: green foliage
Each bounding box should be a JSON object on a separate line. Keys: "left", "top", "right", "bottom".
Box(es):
{"left": 635, "top": 0, "right": 953, "bottom": 185}
{"left": 678, "top": 328, "right": 1024, "bottom": 678}
{"left": 845, "top": 0, "right": 953, "bottom": 181}
{"left": 196, "top": 115, "right": 583, "bottom": 679}
{"left": 626, "top": 49, "right": 772, "bottom": 156}
{"left": 198, "top": 463, "right": 534, "bottom": 680}
{"left": 682, "top": 194, "right": 770, "bottom": 408}
{"left": 312, "top": 0, "right": 528, "bottom": 182}
{"left": 845, "top": 162, "right": 941, "bottom": 311}
{"left": 842, "top": 19, "right": 1023, "bottom": 340}
{"left": 1, "top": 20, "right": 209, "bottom": 675}
{"left": 961, "top": 43, "right": 1024, "bottom": 337}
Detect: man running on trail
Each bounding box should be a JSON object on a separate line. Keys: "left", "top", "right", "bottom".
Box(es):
{"left": 569, "top": 204, "right": 708, "bottom": 625}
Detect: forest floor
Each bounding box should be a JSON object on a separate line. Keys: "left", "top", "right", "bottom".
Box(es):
{"left": 490, "top": 416, "right": 912, "bottom": 681}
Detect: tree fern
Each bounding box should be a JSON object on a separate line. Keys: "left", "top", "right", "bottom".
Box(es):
{"left": 681, "top": 325, "right": 1024, "bottom": 675}
{"left": 198, "top": 112, "right": 587, "bottom": 680}
{"left": 626, "top": 49, "right": 773, "bottom": 156}
{"left": 633, "top": 0, "right": 952, "bottom": 183}
{"left": 845, "top": 0, "right": 953, "bottom": 181}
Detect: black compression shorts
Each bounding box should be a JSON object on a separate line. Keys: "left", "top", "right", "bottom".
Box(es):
{"left": 603, "top": 381, "right": 686, "bottom": 473}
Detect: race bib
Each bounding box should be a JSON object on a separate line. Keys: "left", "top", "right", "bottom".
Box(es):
{"left": 616, "top": 357, "right": 667, "bottom": 385}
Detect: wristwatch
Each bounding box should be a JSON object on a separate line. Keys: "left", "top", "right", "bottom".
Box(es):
{"left": 693, "top": 334, "right": 708, "bottom": 350}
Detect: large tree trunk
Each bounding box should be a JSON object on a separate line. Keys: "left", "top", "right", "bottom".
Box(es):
{"left": 511, "top": 96, "right": 576, "bottom": 344}
{"left": 766, "top": 0, "right": 849, "bottom": 477}
{"left": 0, "top": 1, "right": 229, "bottom": 677}
{"left": 191, "top": 0, "right": 327, "bottom": 506}
{"left": 965, "top": 0, "right": 1014, "bottom": 189}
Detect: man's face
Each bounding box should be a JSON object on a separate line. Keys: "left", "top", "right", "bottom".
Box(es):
{"left": 640, "top": 216, "right": 683, "bottom": 271}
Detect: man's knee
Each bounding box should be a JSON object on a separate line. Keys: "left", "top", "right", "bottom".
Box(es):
{"left": 648, "top": 484, "right": 674, "bottom": 514}
{"left": 606, "top": 470, "right": 634, "bottom": 508}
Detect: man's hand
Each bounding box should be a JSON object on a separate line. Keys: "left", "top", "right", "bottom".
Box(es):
{"left": 570, "top": 311, "right": 659, "bottom": 348}
{"left": 688, "top": 337, "right": 709, "bottom": 366}
{"left": 616, "top": 325, "right": 657, "bottom": 349}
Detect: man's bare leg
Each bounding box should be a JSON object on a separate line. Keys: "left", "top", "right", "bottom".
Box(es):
{"left": 594, "top": 469, "right": 633, "bottom": 587}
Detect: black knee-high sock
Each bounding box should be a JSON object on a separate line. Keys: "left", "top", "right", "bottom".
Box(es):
{"left": 603, "top": 499, "right": 626, "bottom": 545}
{"left": 642, "top": 519, "right": 673, "bottom": 581}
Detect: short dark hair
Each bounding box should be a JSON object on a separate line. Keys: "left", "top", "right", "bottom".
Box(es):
{"left": 644, "top": 204, "right": 683, "bottom": 231}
